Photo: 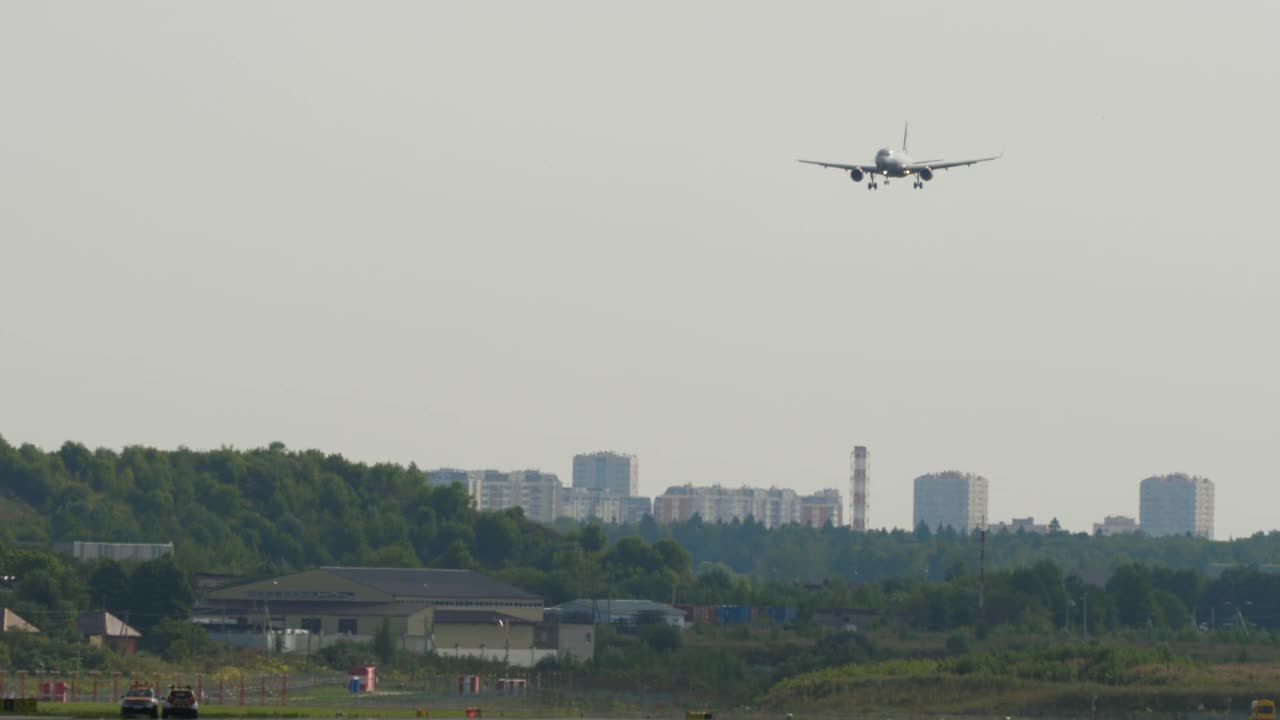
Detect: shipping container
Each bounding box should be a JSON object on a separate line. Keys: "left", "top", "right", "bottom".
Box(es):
{"left": 716, "top": 605, "right": 752, "bottom": 625}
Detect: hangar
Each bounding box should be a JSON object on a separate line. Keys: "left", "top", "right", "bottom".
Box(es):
{"left": 201, "top": 567, "right": 554, "bottom": 665}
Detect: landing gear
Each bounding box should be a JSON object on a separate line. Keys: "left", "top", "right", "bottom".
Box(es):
{"left": 913, "top": 180, "right": 924, "bottom": 189}
{"left": 866, "top": 181, "right": 878, "bottom": 190}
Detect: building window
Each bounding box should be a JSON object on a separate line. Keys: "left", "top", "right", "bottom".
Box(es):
{"left": 301, "top": 618, "right": 322, "bottom": 633}
{"left": 338, "top": 618, "right": 358, "bottom": 635}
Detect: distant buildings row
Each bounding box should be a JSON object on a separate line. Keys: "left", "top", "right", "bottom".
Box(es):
{"left": 655, "top": 485, "right": 842, "bottom": 529}
{"left": 425, "top": 451, "right": 844, "bottom": 529}
{"left": 911, "top": 470, "right": 1215, "bottom": 539}
{"left": 425, "top": 451, "right": 650, "bottom": 524}
{"left": 423, "top": 448, "right": 1216, "bottom": 538}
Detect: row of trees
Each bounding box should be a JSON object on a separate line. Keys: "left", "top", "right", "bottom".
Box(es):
{"left": 6, "top": 436, "right": 1279, "bottom": 585}
{"left": 6, "top": 437, "right": 1280, "bottom": 634}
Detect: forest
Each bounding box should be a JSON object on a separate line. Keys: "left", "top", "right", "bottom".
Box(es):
{"left": 8, "top": 436, "right": 1280, "bottom": 708}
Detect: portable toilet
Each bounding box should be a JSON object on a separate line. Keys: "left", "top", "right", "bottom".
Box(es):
{"left": 348, "top": 666, "right": 376, "bottom": 692}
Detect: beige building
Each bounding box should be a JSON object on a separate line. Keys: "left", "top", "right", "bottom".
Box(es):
{"left": 560, "top": 489, "right": 651, "bottom": 524}
{"left": 202, "top": 567, "right": 553, "bottom": 665}
{"left": 654, "top": 485, "right": 841, "bottom": 529}
{"left": 424, "top": 469, "right": 563, "bottom": 523}
{"left": 801, "top": 489, "right": 843, "bottom": 528}
{"left": 1093, "top": 515, "right": 1140, "bottom": 536}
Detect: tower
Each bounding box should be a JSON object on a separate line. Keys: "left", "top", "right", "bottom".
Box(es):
{"left": 850, "top": 446, "right": 869, "bottom": 531}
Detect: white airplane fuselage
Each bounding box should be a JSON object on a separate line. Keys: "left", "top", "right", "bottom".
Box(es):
{"left": 874, "top": 148, "right": 913, "bottom": 177}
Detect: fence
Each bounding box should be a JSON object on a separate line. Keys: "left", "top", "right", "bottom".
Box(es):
{"left": 0, "top": 671, "right": 320, "bottom": 706}
{"left": 0, "top": 670, "right": 692, "bottom": 709}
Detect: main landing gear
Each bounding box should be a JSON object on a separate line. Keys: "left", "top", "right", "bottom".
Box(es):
{"left": 912, "top": 179, "right": 925, "bottom": 189}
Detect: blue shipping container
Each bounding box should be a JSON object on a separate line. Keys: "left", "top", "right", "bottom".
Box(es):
{"left": 716, "top": 605, "right": 752, "bottom": 624}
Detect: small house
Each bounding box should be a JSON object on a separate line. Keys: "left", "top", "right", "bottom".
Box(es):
{"left": 76, "top": 611, "right": 141, "bottom": 654}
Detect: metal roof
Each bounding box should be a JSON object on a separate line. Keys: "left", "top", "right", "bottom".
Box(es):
{"left": 77, "top": 610, "right": 141, "bottom": 638}
{"left": 320, "top": 567, "right": 541, "bottom": 601}
{"left": 433, "top": 610, "right": 536, "bottom": 625}
{"left": 196, "top": 600, "right": 433, "bottom": 617}
{"left": 552, "top": 599, "right": 683, "bottom": 616}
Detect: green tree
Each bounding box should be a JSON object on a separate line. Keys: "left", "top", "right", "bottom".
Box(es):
{"left": 579, "top": 524, "right": 608, "bottom": 554}
{"left": 373, "top": 618, "right": 395, "bottom": 665}
{"left": 474, "top": 514, "right": 520, "bottom": 568}
{"left": 88, "top": 560, "right": 131, "bottom": 612}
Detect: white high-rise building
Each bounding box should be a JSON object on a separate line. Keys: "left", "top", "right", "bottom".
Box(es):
{"left": 572, "top": 451, "right": 640, "bottom": 496}
{"left": 1139, "top": 474, "right": 1214, "bottom": 539}
{"left": 913, "top": 471, "right": 988, "bottom": 533}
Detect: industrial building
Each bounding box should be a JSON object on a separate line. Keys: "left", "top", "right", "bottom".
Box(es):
{"left": 550, "top": 599, "right": 686, "bottom": 628}
{"left": 1139, "top": 474, "right": 1214, "bottom": 538}
{"left": 201, "top": 567, "right": 556, "bottom": 665}
{"left": 53, "top": 541, "right": 174, "bottom": 562}
{"left": 912, "top": 471, "right": 989, "bottom": 533}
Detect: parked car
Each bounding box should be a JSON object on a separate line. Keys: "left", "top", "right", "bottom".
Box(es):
{"left": 121, "top": 685, "right": 159, "bottom": 719}
{"left": 162, "top": 686, "right": 199, "bottom": 720}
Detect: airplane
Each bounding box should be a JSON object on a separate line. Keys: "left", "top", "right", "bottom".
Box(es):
{"left": 797, "top": 124, "right": 1001, "bottom": 190}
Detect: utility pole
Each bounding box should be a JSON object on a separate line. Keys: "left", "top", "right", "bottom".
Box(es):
{"left": 978, "top": 522, "right": 986, "bottom": 628}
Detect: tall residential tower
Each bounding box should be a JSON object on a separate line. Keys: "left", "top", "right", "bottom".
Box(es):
{"left": 1139, "top": 474, "right": 1214, "bottom": 538}
{"left": 572, "top": 451, "right": 639, "bottom": 496}
{"left": 913, "top": 471, "right": 989, "bottom": 533}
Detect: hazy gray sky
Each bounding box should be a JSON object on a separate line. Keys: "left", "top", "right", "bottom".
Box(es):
{"left": 3, "top": 2, "right": 1277, "bottom": 539}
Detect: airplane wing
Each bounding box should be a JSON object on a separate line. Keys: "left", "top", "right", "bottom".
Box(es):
{"left": 796, "top": 159, "right": 878, "bottom": 172}
{"left": 906, "top": 153, "right": 1002, "bottom": 171}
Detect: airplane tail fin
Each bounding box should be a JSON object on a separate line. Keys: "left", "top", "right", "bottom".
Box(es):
{"left": 903, "top": 122, "right": 909, "bottom": 152}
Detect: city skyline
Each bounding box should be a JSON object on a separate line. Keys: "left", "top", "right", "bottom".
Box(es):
{"left": 414, "top": 448, "right": 1212, "bottom": 535}
{"left": 3, "top": 3, "right": 1276, "bottom": 540}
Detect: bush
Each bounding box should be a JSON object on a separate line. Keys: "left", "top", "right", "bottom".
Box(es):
{"left": 946, "top": 630, "right": 971, "bottom": 655}
{"left": 639, "top": 623, "right": 682, "bottom": 653}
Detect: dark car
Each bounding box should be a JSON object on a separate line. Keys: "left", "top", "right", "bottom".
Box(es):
{"left": 162, "top": 687, "right": 199, "bottom": 720}
{"left": 121, "top": 685, "right": 159, "bottom": 719}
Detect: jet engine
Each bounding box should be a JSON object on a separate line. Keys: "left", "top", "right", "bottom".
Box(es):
{"left": 919, "top": 168, "right": 934, "bottom": 181}
{"left": 849, "top": 168, "right": 864, "bottom": 182}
